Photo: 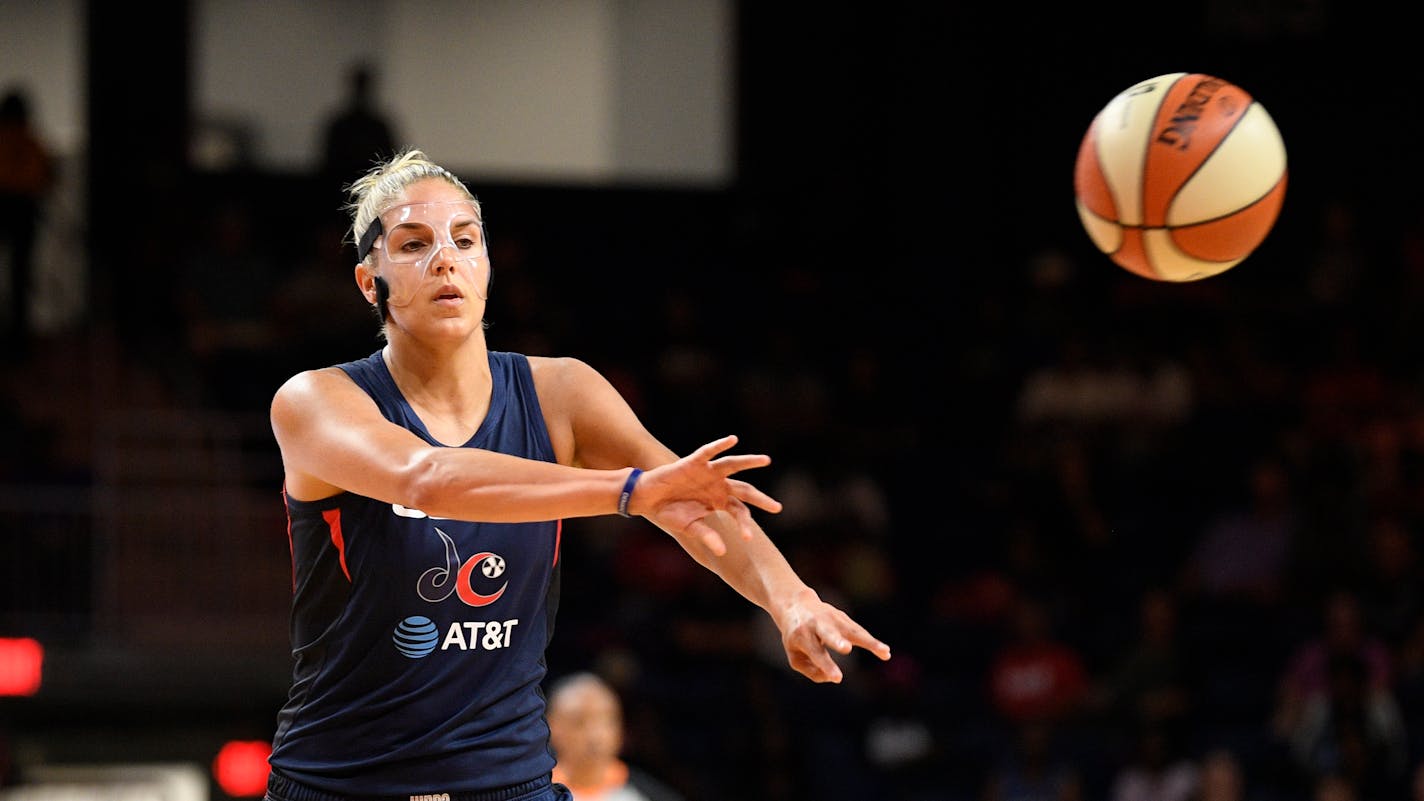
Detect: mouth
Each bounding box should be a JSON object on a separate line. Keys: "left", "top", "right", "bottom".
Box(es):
{"left": 434, "top": 285, "right": 464, "bottom": 302}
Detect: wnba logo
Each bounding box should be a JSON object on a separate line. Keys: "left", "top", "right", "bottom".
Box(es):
{"left": 418, "top": 529, "right": 508, "bottom": 607}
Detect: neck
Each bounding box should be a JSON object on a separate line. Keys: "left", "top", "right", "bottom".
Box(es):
{"left": 382, "top": 336, "right": 491, "bottom": 411}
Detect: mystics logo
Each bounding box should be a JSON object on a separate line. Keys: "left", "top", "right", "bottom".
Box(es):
{"left": 392, "top": 525, "right": 520, "bottom": 659}
{"left": 417, "top": 528, "right": 507, "bottom": 606}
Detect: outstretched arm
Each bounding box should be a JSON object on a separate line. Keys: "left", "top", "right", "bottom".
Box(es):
{"left": 654, "top": 508, "right": 892, "bottom": 683}
{"left": 537, "top": 356, "right": 892, "bottom": 683}
{"left": 271, "top": 366, "right": 777, "bottom": 535}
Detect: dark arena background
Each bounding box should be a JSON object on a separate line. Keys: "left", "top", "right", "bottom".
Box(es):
{"left": 3, "top": 2, "right": 1423, "bottom": 800}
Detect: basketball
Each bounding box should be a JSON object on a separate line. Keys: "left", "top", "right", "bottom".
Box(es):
{"left": 1073, "top": 72, "right": 1288, "bottom": 282}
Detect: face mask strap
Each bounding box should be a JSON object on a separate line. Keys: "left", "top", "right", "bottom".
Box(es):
{"left": 356, "top": 217, "right": 384, "bottom": 262}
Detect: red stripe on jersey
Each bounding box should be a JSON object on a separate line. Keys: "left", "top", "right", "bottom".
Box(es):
{"left": 282, "top": 487, "right": 296, "bottom": 593}
{"left": 322, "top": 508, "right": 351, "bottom": 582}
{"left": 553, "top": 519, "right": 563, "bottom": 567}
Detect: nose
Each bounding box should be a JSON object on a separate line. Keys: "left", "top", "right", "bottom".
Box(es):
{"left": 427, "top": 244, "right": 458, "bottom": 274}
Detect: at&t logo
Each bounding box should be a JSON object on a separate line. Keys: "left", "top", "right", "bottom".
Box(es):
{"left": 393, "top": 616, "right": 440, "bottom": 658}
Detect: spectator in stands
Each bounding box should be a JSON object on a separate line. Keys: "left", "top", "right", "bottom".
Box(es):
{"left": 1108, "top": 722, "right": 1198, "bottom": 801}
{"left": 981, "top": 719, "right": 1084, "bottom": 801}
{"left": 318, "top": 62, "right": 399, "bottom": 203}
{"left": 987, "top": 594, "right": 1089, "bottom": 727}
{"left": 1190, "top": 748, "right": 1246, "bottom": 801}
{"left": 1286, "top": 650, "right": 1408, "bottom": 799}
{"left": 1275, "top": 589, "right": 1394, "bottom": 740}
{"left": 0, "top": 85, "right": 56, "bottom": 351}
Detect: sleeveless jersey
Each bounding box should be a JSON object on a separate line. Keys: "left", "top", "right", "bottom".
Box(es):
{"left": 269, "top": 349, "right": 562, "bottom": 795}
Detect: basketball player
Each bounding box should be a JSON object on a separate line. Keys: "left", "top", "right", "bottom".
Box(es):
{"left": 264, "top": 149, "right": 891, "bottom": 801}
{"left": 546, "top": 672, "right": 684, "bottom": 801}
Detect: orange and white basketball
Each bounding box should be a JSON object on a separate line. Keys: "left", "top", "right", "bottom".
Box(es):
{"left": 1073, "top": 73, "right": 1287, "bottom": 281}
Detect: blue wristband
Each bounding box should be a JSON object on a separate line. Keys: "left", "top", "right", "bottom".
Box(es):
{"left": 617, "top": 468, "right": 643, "bottom": 518}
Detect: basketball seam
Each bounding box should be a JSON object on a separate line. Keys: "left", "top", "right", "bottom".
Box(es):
{"left": 1139, "top": 74, "right": 1184, "bottom": 280}
{"left": 1138, "top": 73, "right": 1186, "bottom": 218}
{"left": 1164, "top": 96, "right": 1260, "bottom": 225}
{"left": 1169, "top": 173, "right": 1287, "bottom": 230}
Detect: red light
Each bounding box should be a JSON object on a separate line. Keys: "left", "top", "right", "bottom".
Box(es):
{"left": 0, "top": 638, "right": 42, "bottom": 696}
{"left": 213, "top": 740, "right": 271, "bottom": 797}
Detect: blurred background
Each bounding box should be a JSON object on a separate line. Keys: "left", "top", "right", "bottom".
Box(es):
{"left": 3, "top": 1, "right": 1423, "bottom": 800}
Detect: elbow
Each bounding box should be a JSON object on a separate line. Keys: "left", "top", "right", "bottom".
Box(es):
{"left": 400, "top": 450, "right": 457, "bottom": 516}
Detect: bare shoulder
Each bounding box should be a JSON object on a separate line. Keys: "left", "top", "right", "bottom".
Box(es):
{"left": 274, "top": 365, "right": 353, "bottom": 401}
{"left": 269, "top": 366, "right": 380, "bottom": 501}
{"left": 526, "top": 355, "right": 605, "bottom": 398}
{"left": 271, "top": 366, "right": 360, "bottom": 421}
{"left": 526, "top": 355, "right": 647, "bottom": 467}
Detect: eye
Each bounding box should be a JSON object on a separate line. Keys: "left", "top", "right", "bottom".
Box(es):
{"left": 399, "top": 239, "right": 430, "bottom": 253}
{"left": 456, "top": 236, "right": 478, "bottom": 250}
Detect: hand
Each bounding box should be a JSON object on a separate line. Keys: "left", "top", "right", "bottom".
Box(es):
{"left": 631, "top": 435, "right": 782, "bottom": 556}
{"left": 774, "top": 588, "right": 891, "bottom": 684}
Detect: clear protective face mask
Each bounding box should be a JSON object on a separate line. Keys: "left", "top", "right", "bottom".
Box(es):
{"left": 357, "top": 200, "right": 489, "bottom": 307}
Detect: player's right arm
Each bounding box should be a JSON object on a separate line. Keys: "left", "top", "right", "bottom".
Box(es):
{"left": 270, "top": 367, "right": 775, "bottom": 530}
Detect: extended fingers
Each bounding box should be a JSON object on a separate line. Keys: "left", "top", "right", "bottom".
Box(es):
{"left": 729, "top": 478, "right": 782, "bottom": 515}
{"left": 825, "top": 610, "right": 892, "bottom": 661}
{"left": 789, "top": 631, "right": 844, "bottom": 684}
{"left": 846, "top": 625, "right": 892, "bottom": 661}
{"left": 690, "top": 434, "right": 740, "bottom": 462}
{"left": 689, "top": 435, "right": 771, "bottom": 477}
{"left": 785, "top": 611, "right": 894, "bottom": 683}
{"left": 709, "top": 453, "right": 772, "bottom": 475}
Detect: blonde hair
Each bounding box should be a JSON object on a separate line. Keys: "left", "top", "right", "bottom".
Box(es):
{"left": 344, "top": 148, "right": 481, "bottom": 264}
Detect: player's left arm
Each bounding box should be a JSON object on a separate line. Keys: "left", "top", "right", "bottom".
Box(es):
{"left": 676, "top": 508, "right": 893, "bottom": 683}
{"left": 531, "top": 356, "right": 892, "bottom": 683}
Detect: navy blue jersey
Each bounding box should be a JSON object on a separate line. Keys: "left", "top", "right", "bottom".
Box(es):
{"left": 269, "top": 349, "right": 562, "bottom": 795}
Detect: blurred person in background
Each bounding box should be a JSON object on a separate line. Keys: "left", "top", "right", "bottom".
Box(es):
{"left": 980, "top": 719, "right": 1084, "bottom": 801}
{"left": 987, "top": 594, "right": 1089, "bottom": 730}
{"left": 1285, "top": 650, "right": 1408, "bottom": 800}
{"left": 1313, "top": 772, "right": 1358, "bottom": 801}
{"left": 1178, "top": 455, "right": 1297, "bottom": 614}
{"left": 546, "top": 672, "right": 685, "bottom": 801}
{"left": 1189, "top": 748, "right": 1245, "bottom": 801}
{"left": 1274, "top": 589, "right": 1394, "bottom": 741}
{"left": 1087, "top": 586, "right": 1194, "bottom": 739}
{"left": 1108, "top": 722, "right": 1198, "bottom": 801}
{"left": 318, "top": 61, "right": 399, "bottom": 215}
{"left": 263, "top": 149, "right": 891, "bottom": 801}
{"left": 0, "top": 85, "right": 56, "bottom": 352}
{"left": 176, "top": 200, "right": 281, "bottom": 407}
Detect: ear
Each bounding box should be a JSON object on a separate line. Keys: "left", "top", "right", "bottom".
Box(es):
{"left": 354, "top": 262, "right": 379, "bottom": 306}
